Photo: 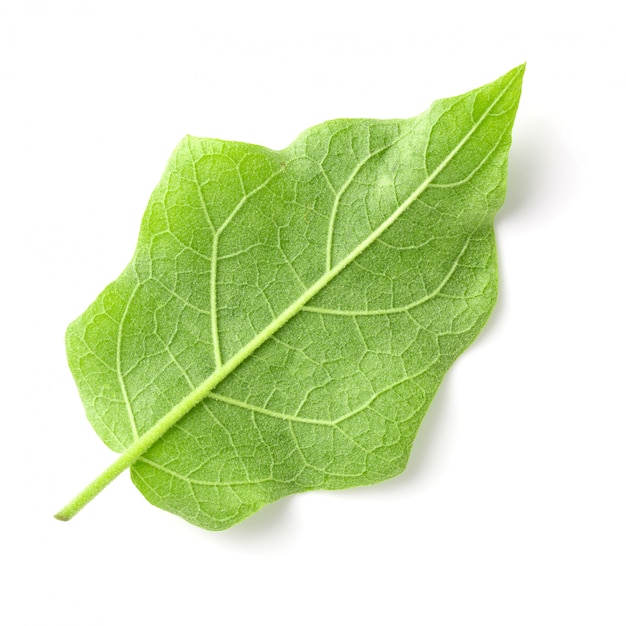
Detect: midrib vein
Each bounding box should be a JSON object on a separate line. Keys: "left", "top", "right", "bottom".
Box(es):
{"left": 55, "top": 69, "right": 519, "bottom": 520}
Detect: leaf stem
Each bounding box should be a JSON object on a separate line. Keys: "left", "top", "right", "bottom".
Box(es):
{"left": 54, "top": 369, "right": 223, "bottom": 520}
{"left": 58, "top": 320, "right": 273, "bottom": 519}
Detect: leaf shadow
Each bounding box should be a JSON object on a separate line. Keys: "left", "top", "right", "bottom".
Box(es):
{"left": 499, "top": 131, "right": 538, "bottom": 219}
{"left": 400, "top": 381, "right": 452, "bottom": 483}
{"left": 364, "top": 374, "right": 454, "bottom": 497}
{"left": 217, "top": 494, "right": 298, "bottom": 545}
{"left": 497, "top": 116, "right": 571, "bottom": 225}
{"left": 487, "top": 116, "right": 570, "bottom": 335}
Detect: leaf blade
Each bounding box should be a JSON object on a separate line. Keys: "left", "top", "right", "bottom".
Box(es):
{"left": 63, "top": 65, "right": 524, "bottom": 529}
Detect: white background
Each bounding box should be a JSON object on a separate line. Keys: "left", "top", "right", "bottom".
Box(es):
{"left": 1, "top": 1, "right": 625, "bottom": 624}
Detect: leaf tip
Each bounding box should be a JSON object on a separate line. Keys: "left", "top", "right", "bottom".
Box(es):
{"left": 512, "top": 62, "right": 527, "bottom": 83}
{"left": 504, "top": 62, "right": 526, "bottom": 82}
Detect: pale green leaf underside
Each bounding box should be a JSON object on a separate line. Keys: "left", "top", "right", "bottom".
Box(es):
{"left": 66, "top": 66, "right": 524, "bottom": 530}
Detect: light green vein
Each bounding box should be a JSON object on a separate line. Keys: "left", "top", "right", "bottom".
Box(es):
{"left": 136, "top": 457, "right": 272, "bottom": 487}
{"left": 303, "top": 232, "right": 474, "bottom": 316}
{"left": 325, "top": 125, "right": 411, "bottom": 272}
{"left": 208, "top": 392, "right": 327, "bottom": 425}
{"left": 117, "top": 282, "right": 140, "bottom": 441}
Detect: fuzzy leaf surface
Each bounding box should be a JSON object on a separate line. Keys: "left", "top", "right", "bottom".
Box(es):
{"left": 67, "top": 66, "right": 524, "bottom": 530}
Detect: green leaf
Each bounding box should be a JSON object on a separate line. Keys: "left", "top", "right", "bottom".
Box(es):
{"left": 58, "top": 65, "right": 524, "bottom": 530}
